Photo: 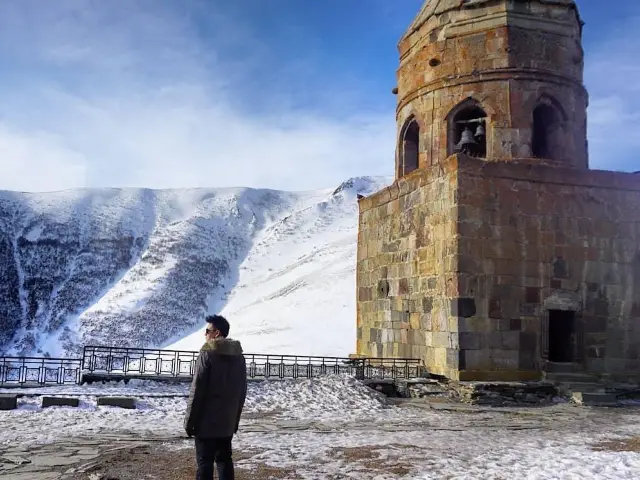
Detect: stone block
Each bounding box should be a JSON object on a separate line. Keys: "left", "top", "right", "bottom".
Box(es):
{"left": 501, "top": 332, "right": 520, "bottom": 350}
{"left": 433, "top": 332, "right": 450, "bottom": 348}
{"left": 604, "top": 358, "right": 628, "bottom": 374}
{"left": 464, "top": 349, "right": 491, "bottom": 370}
{"left": 518, "top": 351, "right": 536, "bottom": 370}
{"left": 408, "top": 329, "right": 426, "bottom": 345}
{"left": 450, "top": 297, "right": 476, "bottom": 318}
{"left": 490, "top": 350, "right": 519, "bottom": 370}
{"left": 447, "top": 316, "right": 459, "bottom": 332}
{"left": 571, "top": 392, "right": 618, "bottom": 407}
{"left": 519, "top": 332, "right": 537, "bottom": 353}
{"left": 42, "top": 397, "right": 80, "bottom": 408}
{"left": 459, "top": 332, "right": 481, "bottom": 349}
{"left": 0, "top": 394, "right": 17, "bottom": 410}
{"left": 488, "top": 298, "right": 502, "bottom": 319}
{"left": 434, "top": 311, "right": 448, "bottom": 331}
{"left": 458, "top": 316, "right": 491, "bottom": 333}
{"left": 422, "top": 297, "right": 434, "bottom": 313}
{"left": 446, "top": 348, "right": 460, "bottom": 369}
{"left": 97, "top": 396, "right": 136, "bottom": 409}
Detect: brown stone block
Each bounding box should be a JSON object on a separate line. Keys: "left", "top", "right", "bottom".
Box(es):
{"left": 493, "top": 258, "right": 518, "bottom": 276}
{"left": 523, "top": 244, "right": 544, "bottom": 262}
{"left": 458, "top": 205, "right": 482, "bottom": 223}
{"left": 481, "top": 239, "right": 499, "bottom": 259}
{"left": 525, "top": 287, "right": 540, "bottom": 303}
{"left": 358, "top": 287, "right": 368, "bottom": 302}
{"left": 458, "top": 255, "right": 481, "bottom": 274}
{"left": 445, "top": 275, "right": 459, "bottom": 296}
{"left": 459, "top": 237, "right": 483, "bottom": 257}
{"left": 409, "top": 312, "right": 421, "bottom": 330}
{"left": 524, "top": 261, "right": 543, "bottom": 278}
{"left": 390, "top": 296, "right": 403, "bottom": 311}
{"left": 519, "top": 318, "right": 539, "bottom": 334}
{"left": 497, "top": 211, "right": 520, "bottom": 229}
{"left": 458, "top": 221, "right": 479, "bottom": 238}
{"left": 488, "top": 298, "right": 502, "bottom": 319}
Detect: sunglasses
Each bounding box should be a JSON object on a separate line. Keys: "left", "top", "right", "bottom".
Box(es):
{"left": 205, "top": 328, "right": 216, "bottom": 334}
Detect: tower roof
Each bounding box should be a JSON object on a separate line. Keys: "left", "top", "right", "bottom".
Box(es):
{"left": 401, "top": 0, "right": 581, "bottom": 43}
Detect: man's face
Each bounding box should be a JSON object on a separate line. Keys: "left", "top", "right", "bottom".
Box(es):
{"left": 205, "top": 325, "right": 220, "bottom": 339}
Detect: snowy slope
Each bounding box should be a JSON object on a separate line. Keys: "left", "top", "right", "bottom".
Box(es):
{"left": 0, "top": 176, "right": 390, "bottom": 357}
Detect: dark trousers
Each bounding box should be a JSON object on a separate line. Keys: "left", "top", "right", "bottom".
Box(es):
{"left": 195, "top": 436, "right": 234, "bottom": 480}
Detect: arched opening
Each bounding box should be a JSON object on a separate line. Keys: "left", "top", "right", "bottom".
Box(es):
{"left": 400, "top": 119, "right": 419, "bottom": 176}
{"left": 448, "top": 102, "right": 487, "bottom": 158}
{"left": 532, "top": 102, "right": 564, "bottom": 160}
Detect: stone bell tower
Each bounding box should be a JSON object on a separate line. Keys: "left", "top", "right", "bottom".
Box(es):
{"left": 394, "top": 0, "right": 587, "bottom": 178}
{"left": 357, "top": 0, "right": 640, "bottom": 383}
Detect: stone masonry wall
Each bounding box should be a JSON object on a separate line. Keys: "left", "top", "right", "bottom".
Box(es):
{"left": 356, "top": 164, "right": 460, "bottom": 378}
{"left": 456, "top": 155, "right": 640, "bottom": 381}
{"left": 394, "top": 0, "right": 587, "bottom": 176}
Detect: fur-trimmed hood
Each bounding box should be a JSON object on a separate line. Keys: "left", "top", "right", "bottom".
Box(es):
{"left": 200, "top": 337, "right": 243, "bottom": 356}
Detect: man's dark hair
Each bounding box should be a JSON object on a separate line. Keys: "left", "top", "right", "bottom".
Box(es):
{"left": 206, "top": 314, "right": 230, "bottom": 337}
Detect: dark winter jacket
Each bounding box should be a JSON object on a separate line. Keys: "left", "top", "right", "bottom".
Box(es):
{"left": 184, "top": 337, "right": 247, "bottom": 438}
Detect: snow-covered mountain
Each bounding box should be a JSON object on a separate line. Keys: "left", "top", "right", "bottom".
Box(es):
{"left": 0, "top": 176, "right": 390, "bottom": 358}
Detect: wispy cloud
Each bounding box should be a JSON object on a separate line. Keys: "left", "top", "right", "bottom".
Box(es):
{"left": 0, "top": 0, "right": 394, "bottom": 192}
{"left": 0, "top": 125, "right": 88, "bottom": 191}
{"left": 0, "top": 1, "right": 637, "bottom": 193}
{"left": 584, "top": 14, "right": 640, "bottom": 172}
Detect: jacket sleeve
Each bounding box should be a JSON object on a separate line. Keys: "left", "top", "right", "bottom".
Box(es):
{"left": 235, "top": 357, "right": 247, "bottom": 433}
{"left": 184, "top": 352, "right": 210, "bottom": 434}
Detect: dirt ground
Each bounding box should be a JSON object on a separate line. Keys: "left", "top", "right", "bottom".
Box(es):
{"left": 63, "top": 443, "right": 296, "bottom": 480}
{"left": 60, "top": 442, "right": 418, "bottom": 480}
{"left": 593, "top": 436, "right": 640, "bottom": 453}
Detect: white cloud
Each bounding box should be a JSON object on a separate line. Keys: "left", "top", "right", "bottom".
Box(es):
{"left": 0, "top": 126, "right": 87, "bottom": 192}
{"left": 1, "top": 1, "right": 637, "bottom": 193}
{"left": 0, "top": 0, "right": 395, "bottom": 192}
{"left": 584, "top": 15, "right": 640, "bottom": 172}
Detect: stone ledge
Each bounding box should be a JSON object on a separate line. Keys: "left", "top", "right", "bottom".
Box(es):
{"left": 457, "top": 369, "right": 542, "bottom": 382}
{"left": 448, "top": 381, "right": 560, "bottom": 406}
{"left": 42, "top": 396, "right": 80, "bottom": 408}
{"left": 0, "top": 394, "right": 17, "bottom": 411}
{"left": 571, "top": 392, "right": 618, "bottom": 407}
{"left": 455, "top": 154, "right": 640, "bottom": 191}
{"left": 97, "top": 397, "right": 136, "bottom": 409}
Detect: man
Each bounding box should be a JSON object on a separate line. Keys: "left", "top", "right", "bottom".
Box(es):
{"left": 184, "top": 314, "right": 247, "bottom": 480}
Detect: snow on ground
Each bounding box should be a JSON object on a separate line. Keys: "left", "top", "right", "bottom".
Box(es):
{"left": 0, "top": 376, "right": 394, "bottom": 445}
{"left": 3, "top": 377, "right": 640, "bottom": 478}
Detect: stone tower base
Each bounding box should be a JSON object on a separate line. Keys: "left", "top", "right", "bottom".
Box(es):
{"left": 356, "top": 155, "right": 640, "bottom": 382}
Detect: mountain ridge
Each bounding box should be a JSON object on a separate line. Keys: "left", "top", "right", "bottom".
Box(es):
{"left": 0, "top": 176, "right": 391, "bottom": 357}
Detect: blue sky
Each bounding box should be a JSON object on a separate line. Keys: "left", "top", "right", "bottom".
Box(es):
{"left": 0, "top": 0, "right": 637, "bottom": 192}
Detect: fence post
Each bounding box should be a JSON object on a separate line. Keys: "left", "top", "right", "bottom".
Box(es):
{"left": 355, "top": 359, "right": 365, "bottom": 380}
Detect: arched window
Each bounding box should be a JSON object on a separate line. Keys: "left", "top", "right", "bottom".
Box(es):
{"left": 399, "top": 118, "right": 419, "bottom": 176}
{"left": 448, "top": 101, "right": 487, "bottom": 158}
{"left": 532, "top": 100, "right": 564, "bottom": 160}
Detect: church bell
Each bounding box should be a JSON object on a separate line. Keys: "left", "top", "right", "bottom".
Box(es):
{"left": 455, "top": 126, "right": 477, "bottom": 153}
